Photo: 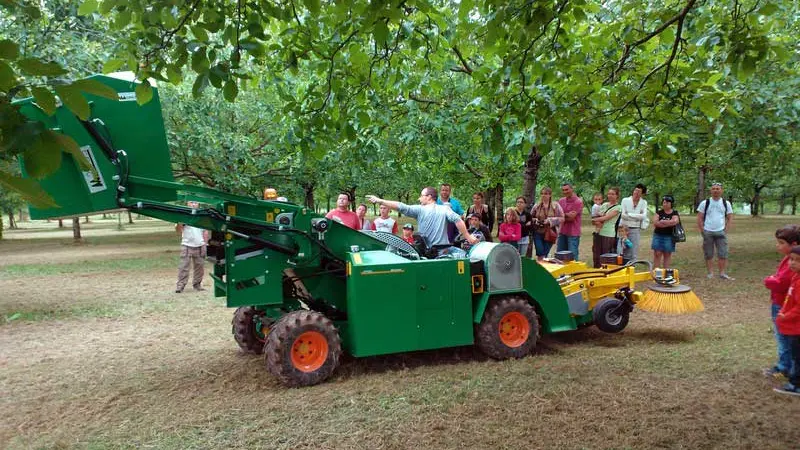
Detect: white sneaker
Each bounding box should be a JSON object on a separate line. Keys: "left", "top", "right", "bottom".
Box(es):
{"left": 706, "top": 273, "right": 714, "bottom": 279}
{"left": 719, "top": 273, "right": 735, "bottom": 281}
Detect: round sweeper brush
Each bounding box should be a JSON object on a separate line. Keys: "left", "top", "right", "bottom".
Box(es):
{"left": 638, "top": 283, "right": 704, "bottom": 314}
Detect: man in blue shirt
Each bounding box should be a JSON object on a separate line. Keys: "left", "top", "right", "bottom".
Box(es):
{"left": 366, "top": 187, "right": 477, "bottom": 257}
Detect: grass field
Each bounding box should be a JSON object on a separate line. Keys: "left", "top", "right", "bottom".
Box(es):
{"left": 1, "top": 215, "right": 799, "bottom": 449}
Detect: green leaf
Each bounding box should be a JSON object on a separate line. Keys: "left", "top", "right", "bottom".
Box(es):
{"left": 166, "top": 66, "right": 182, "bottom": 84}
{"left": 23, "top": 135, "right": 62, "bottom": 178}
{"left": 373, "top": 21, "right": 389, "bottom": 45}
{"left": 135, "top": 80, "right": 153, "bottom": 105}
{"left": 694, "top": 98, "right": 720, "bottom": 119}
{"left": 54, "top": 85, "right": 90, "bottom": 120}
{"left": 303, "top": 0, "right": 320, "bottom": 15}
{"left": 191, "top": 25, "right": 209, "bottom": 43}
{"left": 31, "top": 86, "right": 57, "bottom": 115}
{"left": 78, "top": 0, "right": 98, "bottom": 16}
{"left": 705, "top": 72, "right": 724, "bottom": 86}
{"left": 46, "top": 130, "right": 91, "bottom": 170}
{"left": 17, "top": 58, "right": 67, "bottom": 77}
{"left": 758, "top": 3, "right": 779, "bottom": 15}
{"left": 0, "top": 170, "right": 57, "bottom": 209}
{"left": 223, "top": 79, "right": 238, "bottom": 102}
{"left": 0, "top": 39, "right": 19, "bottom": 60}
{"left": 192, "top": 73, "right": 209, "bottom": 98}
{"left": 0, "top": 60, "right": 16, "bottom": 91}
{"left": 72, "top": 79, "right": 118, "bottom": 100}
{"left": 102, "top": 59, "right": 124, "bottom": 73}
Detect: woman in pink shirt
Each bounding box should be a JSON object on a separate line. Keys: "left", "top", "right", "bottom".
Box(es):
{"left": 498, "top": 207, "right": 522, "bottom": 251}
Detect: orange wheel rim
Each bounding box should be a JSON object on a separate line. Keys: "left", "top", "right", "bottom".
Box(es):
{"left": 291, "top": 331, "right": 329, "bottom": 373}
{"left": 498, "top": 312, "right": 530, "bottom": 348}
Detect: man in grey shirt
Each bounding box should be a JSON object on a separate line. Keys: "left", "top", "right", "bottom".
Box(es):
{"left": 366, "top": 187, "right": 477, "bottom": 256}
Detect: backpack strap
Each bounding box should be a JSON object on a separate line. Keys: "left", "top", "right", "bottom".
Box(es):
{"left": 703, "top": 198, "right": 711, "bottom": 226}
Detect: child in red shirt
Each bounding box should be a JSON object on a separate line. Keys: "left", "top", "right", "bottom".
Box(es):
{"left": 773, "top": 246, "right": 800, "bottom": 396}
{"left": 763, "top": 226, "right": 800, "bottom": 379}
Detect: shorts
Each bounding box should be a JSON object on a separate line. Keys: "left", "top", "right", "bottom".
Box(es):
{"left": 702, "top": 231, "right": 728, "bottom": 260}
{"left": 651, "top": 233, "right": 675, "bottom": 253}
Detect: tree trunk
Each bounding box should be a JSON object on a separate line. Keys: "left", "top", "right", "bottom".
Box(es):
{"left": 654, "top": 193, "right": 660, "bottom": 209}
{"left": 0, "top": 214, "right": 4, "bottom": 240}
{"left": 521, "top": 145, "right": 542, "bottom": 204}
{"left": 84, "top": 215, "right": 89, "bottom": 223}
{"left": 58, "top": 219, "right": 63, "bottom": 228}
{"left": 486, "top": 186, "right": 496, "bottom": 223}
{"left": 7, "top": 211, "right": 16, "bottom": 229}
{"left": 494, "top": 183, "right": 504, "bottom": 226}
{"left": 346, "top": 186, "right": 357, "bottom": 211}
{"left": 326, "top": 195, "right": 331, "bottom": 213}
{"left": 303, "top": 184, "right": 315, "bottom": 209}
{"left": 72, "top": 217, "right": 82, "bottom": 241}
{"left": 102, "top": 213, "right": 108, "bottom": 219}
{"left": 752, "top": 186, "right": 763, "bottom": 217}
{"left": 792, "top": 195, "right": 797, "bottom": 215}
{"left": 695, "top": 165, "right": 708, "bottom": 210}
{"left": 760, "top": 201, "right": 765, "bottom": 216}
{"left": 778, "top": 192, "right": 786, "bottom": 214}
{"left": 19, "top": 208, "right": 27, "bottom": 222}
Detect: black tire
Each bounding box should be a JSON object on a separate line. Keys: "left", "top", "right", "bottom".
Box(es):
{"left": 476, "top": 296, "right": 539, "bottom": 359}
{"left": 593, "top": 298, "right": 630, "bottom": 333}
{"left": 264, "top": 310, "right": 342, "bottom": 387}
{"left": 232, "top": 307, "right": 273, "bottom": 354}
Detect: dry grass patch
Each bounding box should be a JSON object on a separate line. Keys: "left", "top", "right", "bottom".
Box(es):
{"left": 1, "top": 216, "right": 799, "bottom": 449}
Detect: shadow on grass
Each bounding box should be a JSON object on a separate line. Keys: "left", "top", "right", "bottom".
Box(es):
{"left": 333, "top": 327, "right": 696, "bottom": 380}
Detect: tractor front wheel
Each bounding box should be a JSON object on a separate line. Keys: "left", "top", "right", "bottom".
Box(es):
{"left": 476, "top": 296, "right": 539, "bottom": 359}
{"left": 593, "top": 298, "right": 630, "bottom": 333}
{"left": 264, "top": 310, "right": 342, "bottom": 387}
{"left": 232, "top": 307, "right": 273, "bottom": 354}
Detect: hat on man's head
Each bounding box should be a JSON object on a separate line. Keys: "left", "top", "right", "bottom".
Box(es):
{"left": 711, "top": 182, "right": 723, "bottom": 187}
{"left": 403, "top": 223, "right": 414, "bottom": 230}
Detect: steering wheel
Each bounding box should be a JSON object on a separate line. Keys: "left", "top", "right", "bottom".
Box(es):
{"left": 454, "top": 230, "right": 486, "bottom": 250}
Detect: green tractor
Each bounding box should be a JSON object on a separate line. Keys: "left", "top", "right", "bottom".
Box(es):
{"left": 15, "top": 74, "right": 701, "bottom": 387}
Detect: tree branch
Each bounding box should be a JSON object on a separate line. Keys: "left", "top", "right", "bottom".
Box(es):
{"left": 452, "top": 46, "right": 473, "bottom": 74}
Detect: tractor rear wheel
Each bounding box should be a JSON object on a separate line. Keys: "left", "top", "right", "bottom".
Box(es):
{"left": 593, "top": 298, "right": 630, "bottom": 333}
{"left": 476, "top": 296, "right": 539, "bottom": 359}
{"left": 232, "top": 307, "right": 273, "bottom": 354}
{"left": 264, "top": 310, "right": 342, "bottom": 387}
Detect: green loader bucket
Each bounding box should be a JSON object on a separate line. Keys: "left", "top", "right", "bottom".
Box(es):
{"left": 16, "top": 73, "right": 175, "bottom": 219}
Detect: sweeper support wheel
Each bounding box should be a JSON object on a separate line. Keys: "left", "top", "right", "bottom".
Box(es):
{"left": 476, "top": 296, "right": 540, "bottom": 359}
{"left": 593, "top": 298, "right": 631, "bottom": 333}
{"left": 264, "top": 310, "right": 342, "bottom": 387}
{"left": 232, "top": 306, "right": 273, "bottom": 354}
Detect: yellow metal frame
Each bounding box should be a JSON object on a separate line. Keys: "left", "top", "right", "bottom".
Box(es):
{"left": 540, "top": 260, "right": 681, "bottom": 310}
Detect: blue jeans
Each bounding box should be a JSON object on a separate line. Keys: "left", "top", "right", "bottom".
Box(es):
{"left": 556, "top": 235, "right": 580, "bottom": 261}
{"left": 772, "top": 303, "right": 794, "bottom": 375}
{"left": 533, "top": 233, "right": 554, "bottom": 257}
{"left": 787, "top": 335, "right": 800, "bottom": 386}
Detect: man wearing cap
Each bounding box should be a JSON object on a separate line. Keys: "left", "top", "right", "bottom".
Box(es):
{"left": 401, "top": 223, "right": 415, "bottom": 244}
{"left": 697, "top": 182, "right": 735, "bottom": 280}
{"left": 366, "top": 188, "right": 477, "bottom": 256}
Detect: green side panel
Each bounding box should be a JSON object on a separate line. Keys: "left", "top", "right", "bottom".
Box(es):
{"left": 343, "top": 253, "right": 473, "bottom": 357}
{"left": 16, "top": 74, "right": 175, "bottom": 219}
{"left": 223, "top": 237, "right": 283, "bottom": 308}
{"left": 520, "top": 259, "right": 576, "bottom": 333}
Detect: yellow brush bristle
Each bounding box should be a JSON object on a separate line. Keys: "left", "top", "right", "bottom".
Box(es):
{"left": 638, "top": 288, "right": 704, "bottom": 314}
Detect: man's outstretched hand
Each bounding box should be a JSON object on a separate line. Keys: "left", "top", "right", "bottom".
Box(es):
{"left": 366, "top": 195, "right": 381, "bottom": 204}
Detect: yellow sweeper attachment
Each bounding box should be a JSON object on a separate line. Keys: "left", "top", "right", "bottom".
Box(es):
{"left": 542, "top": 259, "right": 704, "bottom": 315}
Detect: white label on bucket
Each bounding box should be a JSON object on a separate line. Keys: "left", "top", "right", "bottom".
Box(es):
{"left": 80, "top": 145, "right": 107, "bottom": 193}
{"left": 118, "top": 92, "right": 137, "bottom": 102}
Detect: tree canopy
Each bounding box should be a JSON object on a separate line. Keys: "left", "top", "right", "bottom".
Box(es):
{"left": 1, "top": 0, "right": 798, "bottom": 216}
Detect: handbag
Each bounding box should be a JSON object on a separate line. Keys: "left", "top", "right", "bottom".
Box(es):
{"left": 672, "top": 217, "right": 686, "bottom": 243}
{"left": 544, "top": 225, "right": 558, "bottom": 243}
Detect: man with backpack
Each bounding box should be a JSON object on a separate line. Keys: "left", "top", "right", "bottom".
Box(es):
{"left": 697, "top": 182, "right": 735, "bottom": 280}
